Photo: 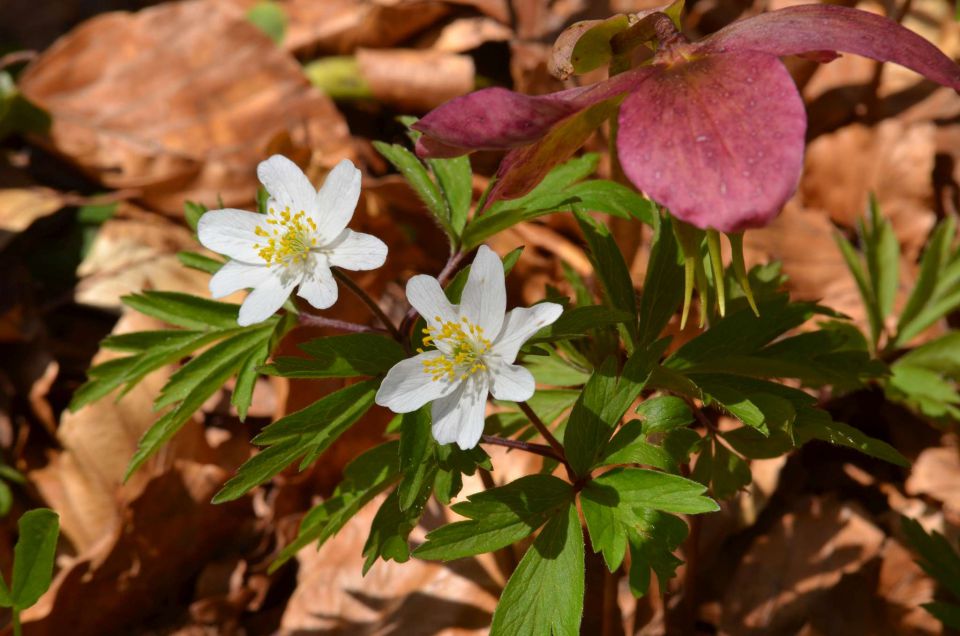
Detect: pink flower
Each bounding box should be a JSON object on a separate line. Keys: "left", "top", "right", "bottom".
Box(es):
{"left": 413, "top": 5, "right": 960, "bottom": 232}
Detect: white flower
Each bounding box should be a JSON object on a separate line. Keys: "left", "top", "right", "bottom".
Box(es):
{"left": 197, "top": 155, "right": 387, "bottom": 326}
{"left": 375, "top": 245, "right": 563, "bottom": 449}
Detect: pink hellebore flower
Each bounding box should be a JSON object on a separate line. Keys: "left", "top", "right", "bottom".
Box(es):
{"left": 412, "top": 4, "right": 960, "bottom": 233}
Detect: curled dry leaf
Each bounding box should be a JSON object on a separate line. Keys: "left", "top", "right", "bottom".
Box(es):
{"left": 356, "top": 48, "right": 475, "bottom": 113}
{"left": 426, "top": 17, "right": 514, "bottom": 53}
{"left": 905, "top": 445, "right": 960, "bottom": 515}
{"left": 19, "top": 0, "right": 351, "bottom": 214}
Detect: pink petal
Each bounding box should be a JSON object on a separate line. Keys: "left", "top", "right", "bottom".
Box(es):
{"left": 617, "top": 51, "right": 806, "bottom": 232}
{"left": 412, "top": 68, "right": 653, "bottom": 158}
{"left": 700, "top": 4, "right": 960, "bottom": 91}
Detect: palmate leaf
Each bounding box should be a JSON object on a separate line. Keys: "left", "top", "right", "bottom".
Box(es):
{"left": 271, "top": 441, "right": 401, "bottom": 572}
{"left": 213, "top": 380, "right": 379, "bottom": 502}
{"left": 637, "top": 213, "right": 684, "bottom": 348}
{"left": 373, "top": 140, "right": 455, "bottom": 241}
{"left": 6, "top": 509, "right": 59, "bottom": 611}
{"left": 265, "top": 333, "right": 405, "bottom": 379}
{"left": 415, "top": 475, "right": 574, "bottom": 561}
{"left": 489, "top": 503, "right": 584, "bottom": 636}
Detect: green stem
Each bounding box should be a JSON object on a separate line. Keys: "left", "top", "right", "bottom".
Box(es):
{"left": 332, "top": 269, "right": 403, "bottom": 342}
{"left": 12, "top": 609, "right": 20, "bottom": 636}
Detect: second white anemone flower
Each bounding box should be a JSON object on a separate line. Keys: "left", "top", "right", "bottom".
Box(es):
{"left": 376, "top": 245, "right": 563, "bottom": 449}
{"left": 198, "top": 155, "right": 387, "bottom": 326}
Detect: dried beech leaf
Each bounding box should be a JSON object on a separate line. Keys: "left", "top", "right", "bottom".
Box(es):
{"left": 357, "top": 48, "right": 475, "bottom": 113}
{"left": 19, "top": 0, "right": 351, "bottom": 214}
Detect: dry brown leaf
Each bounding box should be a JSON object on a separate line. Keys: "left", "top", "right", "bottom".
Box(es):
{"left": 905, "top": 445, "right": 960, "bottom": 515}
{"left": 357, "top": 48, "right": 475, "bottom": 113}
{"left": 425, "top": 16, "right": 514, "bottom": 53}
{"left": 0, "top": 188, "right": 64, "bottom": 250}
{"left": 19, "top": 0, "right": 352, "bottom": 214}
{"left": 75, "top": 207, "right": 208, "bottom": 309}
{"left": 280, "top": 493, "right": 498, "bottom": 635}
{"left": 720, "top": 496, "right": 885, "bottom": 634}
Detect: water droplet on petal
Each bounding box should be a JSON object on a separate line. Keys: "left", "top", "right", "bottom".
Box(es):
{"left": 720, "top": 182, "right": 727, "bottom": 195}
{"left": 695, "top": 135, "right": 709, "bottom": 143}
{"left": 742, "top": 169, "right": 751, "bottom": 177}
{"left": 654, "top": 171, "right": 662, "bottom": 179}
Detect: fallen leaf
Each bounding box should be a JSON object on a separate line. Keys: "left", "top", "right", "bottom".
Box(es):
{"left": 0, "top": 187, "right": 64, "bottom": 250}
{"left": 720, "top": 496, "right": 885, "bottom": 633}
{"left": 357, "top": 48, "right": 475, "bottom": 113}
{"left": 19, "top": 0, "right": 352, "bottom": 214}
{"left": 905, "top": 445, "right": 960, "bottom": 515}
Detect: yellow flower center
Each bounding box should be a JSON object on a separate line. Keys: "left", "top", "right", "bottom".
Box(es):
{"left": 254, "top": 206, "right": 318, "bottom": 267}
{"left": 420, "top": 316, "right": 492, "bottom": 382}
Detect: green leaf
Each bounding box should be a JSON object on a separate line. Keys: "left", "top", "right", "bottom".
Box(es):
{"left": 284, "top": 333, "right": 405, "bottom": 378}
{"left": 835, "top": 230, "right": 883, "bottom": 347}
{"left": 155, "top": 327, "right": 273, "bottom": 409}
{"left": 214, "top": 380, "right": 379, "bottom": 502}
{"left": 697, "top": 439, "right": 751, "bottom": 500}
{"left": 862, "top": 196, "right": 899, "bottom": 322}
{"left": 627, "top": 509, "right": 688, "bottom": 597}
{"left": 232, "top": 340, "right": 270, "bottom": 421}
{"left": 177, "top": 250, "right": 223, "bottom": 275}
{"left": 575, "top": 210, "right": 639, "bottom": 349}
{"left": 902, "top": 516, "right": 960, "bottom": 600}
{"left": 415, "top": 475, "right": 573, "bottom": 561}
{"left": 600, "top": 420, "right": 678, "bottom": 472}
{"left": 485, "top": 154, "right": 599, "bottom": 216}
{"left": 183, "top": 201, "right": 207, "bottom": 231}
{"left": 10, "top": 509, "right": 59, "bottom": 610}
{"left": 100, "top": 329, "right": 206, "bottom": 353}
{"left": 923, "top": 602, "right": 960, "bottom": 630}
{"left": 528, "top": 305, "right": 633, "bottom": 344}
{"left": 373, "top": 141, "right": 453, "bottom": 240}
{"left": 564, "top": 345, "right": 663, "bottom": 476}
{"left": 588, "top": 467, "right": 719, "bottom": 514}
{"left": 896, "top": 216, "right": 957, "bottom": 346}
{"left": 428, "top": 155, "right": 472, "bottom": 235}
{"left": 271, "top": 441, "right": 401, "bottom": 571}
{"left": 637, "top": 213, "right": 684, "bottom": 348}
{"left": 362, "top": 488, "right": 430, "bottom": 573}
{"left": 687, "top": 373, "right": 802, "bottom": 436}
{"left": 636, "top": 396, "right": 694, "bottom": 433}
{"left": 794, "top": 407, "right": 908, "bottom": 467}
{"left": 122, "top": 291, "right": 242, "bottom": 330}
{"left": 526, "top": 350, "right": 591, "bottom": 387}
{"left": 489, "top": 503, "right": 584, "bottom": 636}
{"left": 398, "top": 407, "right": 435, "bottom": 511}
{"left": 246, "top": 0, "right": 287, "bottom": 44}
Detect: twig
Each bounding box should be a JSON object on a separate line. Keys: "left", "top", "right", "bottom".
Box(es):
{"left": 297, "top": 312, "right": 388, "bottom": 334}
{"left": 332, "top": 268, "right": 403, "bottom": 341}
{"left": 0, "top": 50, "right": 36, "bottom": 70}
{"left": 517, "top": 401, "right": 565, "bottom": 459}
{"left": 480, "top": 434, "right": 562, "bottom": 462}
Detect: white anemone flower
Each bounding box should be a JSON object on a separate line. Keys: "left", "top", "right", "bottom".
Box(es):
{"left": 376, "top": 245, "right": 563, "bottom": 449}
{"left": 197, "top": 155, "right": 387, "bottom": 326}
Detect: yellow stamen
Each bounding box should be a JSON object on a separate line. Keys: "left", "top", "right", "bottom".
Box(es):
{"left": 253, "top": 206, "right": 317, "bottom": 267}
{"left": 420, "top": 317, "right": 492, "bottom": 382}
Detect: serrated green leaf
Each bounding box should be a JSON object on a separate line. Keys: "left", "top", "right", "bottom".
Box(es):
{"left": 362, "top": 488, "right": 429, "bottom": 573}
{"left": 155, "top": 327, "right": 272, "bottom": 409}
{"left": 902, "top": 516, "right": 960, "bottom": 600}
{"left": 526, "top": 350, "right": 590, "bottom": 386}
{"left": 232, "top": 339, "right": 270, "bottom": 421}
{"left": 428, "top": 155, "right": 472, "bottom": 235}
{"left": 835, "top": 230, "right": 884, "bottom": 348}
{"left": 415, "top": 475, "right": 573, "bottom": 561}
{"left": 794, "top": 407, "right": 907, "bottom": 467}
{"left": 636, "top": 396, "right": 694, "bottom": 433}
{"left": 485, "top": 154, "right": 599, "bottom": 217}
{"left": 278, "top": 333, "right": 405, "bottom": 378}
{"left": 11, "top": 509, "right": 59, "bottom": 610}
{"left": 374, "top": 141, "right": 453, "bottom": 240}
{"left": 627, "top": 509, "right": 687, "bottom": 597}
{"left": 271, "top": 441, "right": 401, "bottom": 571}
{"left": 863, "top": 197, "right": 899, "bottom": 322}
{"left": 896, "top": 216, "right": 956, "bottom": 346}
{"left": 398, "top": 407, "right": 435, "bottom": 511}
{"left": 600, "top": 420, "right": 678, "bottom": 472}
{"left": 100, "top": 329, "right": 206, "bottom": 353}
{"left": 588, "top": 467, "right": 718, "bottom": 514}
{"left": 575, "top": 210, "right": 639, "bottom": 349}
{"left": 637, "top": 213, "right": 684, "bottom": 348}
{"left": 122, "top": 291, "right": 243, "bottom": 330}
{"left": 489, "top": 503, "right": 584, "bottom": 636}
{"left": 528, "top": 305, "right": 633, "bottom": 344}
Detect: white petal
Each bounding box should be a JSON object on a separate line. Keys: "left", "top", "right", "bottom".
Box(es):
{"left": 238, "top": 268, "right": 300, "bottom": 326}
{"left": 314, "top": 159, "right": 362, "bottom": 242}
{"left": 491, "top": 302, "right": 564, "bottom": 363}
{"left": 406, "top": 274, "right": 458, "bottom": 328}
{"left": 376, "top": 351, "right": 461, "bottom": 413}
{"left": 197, "top": 209, "right": 264, "bottom": 263}
{"left": 327, "top": 229, "right": 388, "bottom": 271}
{"left": 459, "top": 244, "right": 506, "bottom": 336}
{"left": 296, "top": 255, "right": 338, "bottom": 310}
{"left": 489, "top": 362, "right": 536, "bottom": 402}
{"left": 431, "top": 374, "right": 489, "bottom": 449}
{"left": 209, "top": 260, "right": 272, "bottom": 298}
{"left": 257, "top": 155, "right": 318, "bottom": 215}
